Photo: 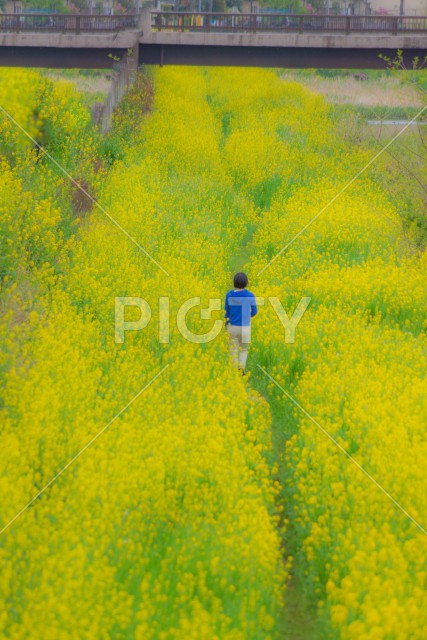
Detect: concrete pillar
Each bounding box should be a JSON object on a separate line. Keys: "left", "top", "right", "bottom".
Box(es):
{"left": 125, "top": 36, "right": 139, "bottom": 85}
{"left": 139, "top": 5, "right": 152, "bottom": 35}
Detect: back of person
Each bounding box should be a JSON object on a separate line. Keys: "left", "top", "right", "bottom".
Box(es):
{"left": 224, "top": 272, "right": 258, "bottom": 374}
{"left": 225, "top": 288, "right": 257, "bottom": 327}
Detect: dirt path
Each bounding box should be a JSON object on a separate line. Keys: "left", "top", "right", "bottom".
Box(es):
{"left": 227, "top": 230, "right": 320, "bottom": 638}
{"left": 250, "top": 375, "right": 321, "bottom": 640}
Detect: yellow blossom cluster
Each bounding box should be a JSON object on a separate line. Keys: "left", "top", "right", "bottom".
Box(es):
{"left": 212, "top": 69, "right": 426, "bottom": 638}
{"left": 0, "top": 68, "right": 44, "bottom": 153}
{"left": 1, "top": 61, "right": 425, "bottom": 639}
{"left": 0, "top": 66, "right": 286, "bottom": 638}
{"left": 0, "top": 69, "right": 107, "bottom": 286}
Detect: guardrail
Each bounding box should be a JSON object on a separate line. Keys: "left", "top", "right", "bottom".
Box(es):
{"left": 150, "top": 12, "right": 427, "bottom": 35}
{"left": 0, "top": 13, "right": 139, "bottom": 34}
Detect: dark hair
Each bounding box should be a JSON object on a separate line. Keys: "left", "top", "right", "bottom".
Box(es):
{"left": 234, "top": 272, "right": 248, "bottom": 289}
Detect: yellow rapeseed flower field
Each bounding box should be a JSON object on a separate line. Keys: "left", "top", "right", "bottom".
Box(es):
{"left": 0, "top": 64, "right": 425, "bottom": 639}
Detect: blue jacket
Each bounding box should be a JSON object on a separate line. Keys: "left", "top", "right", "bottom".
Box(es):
{"left": 224, "top": 289, "right": 258, "bottom": 326}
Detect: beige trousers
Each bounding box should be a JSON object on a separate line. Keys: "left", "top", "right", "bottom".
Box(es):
{"left": 226, "top": 324, "right": 251, "bottom": 370}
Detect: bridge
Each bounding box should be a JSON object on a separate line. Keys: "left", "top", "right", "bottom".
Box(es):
{"left": 0, "top": 11, "right": 426, "bottom": 70}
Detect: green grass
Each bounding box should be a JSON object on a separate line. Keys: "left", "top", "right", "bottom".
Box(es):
{"left": 331, "top": 102, "right": 426, "bottom": 122}
{"left": 248, "top": 362, "right": 323, "bottom": 639}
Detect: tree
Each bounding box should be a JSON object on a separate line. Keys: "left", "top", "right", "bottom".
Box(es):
{"left": 22, "top": 0, "right": 69, "bottom": 10}
{"left": 226, "top": 0, "right": 242, "bottom": 9}
{"left": 259, "top": 0, "right": 306, "bottom": 12}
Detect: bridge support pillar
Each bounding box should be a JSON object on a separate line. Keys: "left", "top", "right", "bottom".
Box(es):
{"left": 125, "top": 36, "right": 140, "bottom": 86}
{"left": 94, "top": 35, "right": 140, "bottom": 134}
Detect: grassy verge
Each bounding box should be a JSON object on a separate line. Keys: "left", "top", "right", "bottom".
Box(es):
{"left": 39, "top": 68, "right": 113, "bottom": 108}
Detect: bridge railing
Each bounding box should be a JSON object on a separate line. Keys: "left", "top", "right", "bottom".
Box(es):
{"left": 0, "top": 13, "right": 139, "bottom": 33}
{"left": 150, "top": 12, "right": 427, "bottom": 35}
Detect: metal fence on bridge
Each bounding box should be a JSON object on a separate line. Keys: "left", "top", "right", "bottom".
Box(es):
{"left": 150, "top": 12, "right": 427, "bottom": 35}
{"left": 0, "top": 13, "right": 139, "bottom": 34}
{"left": 1, "top": 11, "right": 426, "bottom": 35}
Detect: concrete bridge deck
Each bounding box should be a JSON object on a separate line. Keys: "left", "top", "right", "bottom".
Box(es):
{"left": 0, "top": 11, "right": 426, "bottom": 69}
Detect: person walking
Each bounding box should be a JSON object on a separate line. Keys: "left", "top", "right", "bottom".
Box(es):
{"left": 224, "top": 272, "right": 258, "bottom": 374}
